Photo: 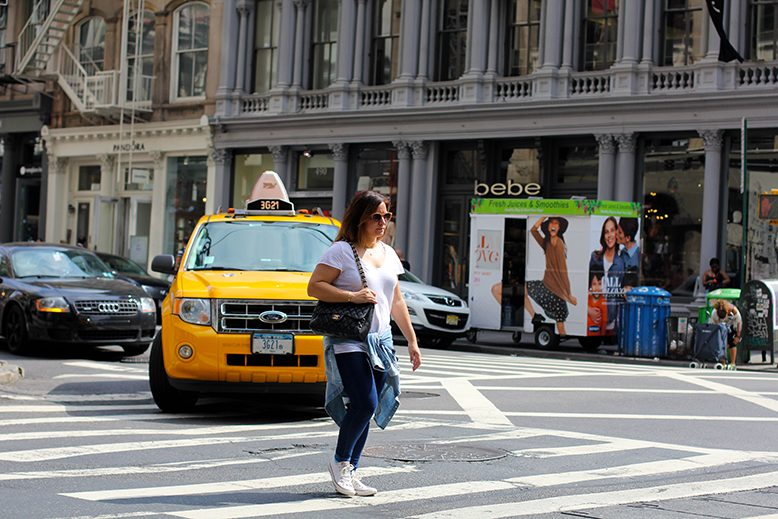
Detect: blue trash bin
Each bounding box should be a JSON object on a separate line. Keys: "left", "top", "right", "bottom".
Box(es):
{"left": 619, "top": 287, "right": 671, "bottom": 358}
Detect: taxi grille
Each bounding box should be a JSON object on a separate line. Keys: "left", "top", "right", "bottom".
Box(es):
{"left": 74, "top": 300, "right": 138, "bottom": 316}
{"left": 217, "top": 300, "right": 317, "bottom": 333}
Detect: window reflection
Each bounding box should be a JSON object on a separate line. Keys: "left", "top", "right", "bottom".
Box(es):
{"left": 662, "top": 0, "right": 704, "bottom": 66}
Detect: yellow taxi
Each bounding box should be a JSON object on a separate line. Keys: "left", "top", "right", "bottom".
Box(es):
{"left": 149, "top": 171, "right": 339, "bottom": 412}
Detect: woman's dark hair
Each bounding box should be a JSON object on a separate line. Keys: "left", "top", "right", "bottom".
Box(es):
{"left": 594, "top": 216, "right": 618, "bottom": 260}
{"left": 334, "top": 190, "right": 390, "bottom": 244}
{"left": 539, "top": 217, "right": 568, "bottom": 253}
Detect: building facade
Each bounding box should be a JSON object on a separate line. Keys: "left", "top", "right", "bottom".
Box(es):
{"left": 3, "top": 0, "right": 222, "bottom": 270}
{"left": 211, "top": 0, "right": 778, "bottom": 302}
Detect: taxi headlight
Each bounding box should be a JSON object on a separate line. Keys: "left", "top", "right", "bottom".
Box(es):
{"left": 174, "top": 298, "right": 211, "bottom": 326}
{"left": 140, "top": 297, "right": 156, "bottom": 313}
{"left": 35, "top": 297, "right": 70, "bottom": 313}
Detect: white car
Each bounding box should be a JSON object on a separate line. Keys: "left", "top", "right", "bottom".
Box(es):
{"left": 392, "top": 271, "right": 471, "bottom": 348}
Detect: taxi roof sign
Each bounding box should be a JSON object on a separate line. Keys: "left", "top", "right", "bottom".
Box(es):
{"left": 245, "top": 171, "right": 295, "bottom": 215}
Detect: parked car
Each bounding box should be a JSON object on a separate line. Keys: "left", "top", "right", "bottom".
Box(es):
{"left": 392, "top": 270, "right": 470, "bottom": 348}
{"left": 95, "top": 252, "right": 170, "bottom": 324}
{"left": 0, "top": 243, "right": 157, "bottom": 356}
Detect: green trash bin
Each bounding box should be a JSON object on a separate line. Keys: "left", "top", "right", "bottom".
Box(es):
{"left": 697, "top": 288, "right": 741, "bottom": 324}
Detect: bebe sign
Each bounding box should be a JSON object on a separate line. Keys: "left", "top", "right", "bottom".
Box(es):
{"left": 474, "top": 180, "right": 541, "bottom": 197}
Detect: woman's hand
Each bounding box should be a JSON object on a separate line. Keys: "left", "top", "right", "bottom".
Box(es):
{"left": 407, "top": 340, "right": 421, "bottom": 371}
{"left": 350, "top": 288, "right": 377, "bottom": 304}
{"left": 568, "top": 295, "right": 577, "bottom": 306}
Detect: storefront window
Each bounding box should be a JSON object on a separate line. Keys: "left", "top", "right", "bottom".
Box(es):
{"left": 750, "top": 0, "right": 778, "bottom": 61}
{"left": 732, "top": 132, "right": 778, "bottom": 282}
{"left": 662, "top": 0, "right": 705, "bottom": 66}
{"left": 437, "top": 0, "right": 469, "bottom": 81}
{"left": 583, "top": 0, "right": 619, "bottom": 71}
{"left": 297, "top": 151, "right": 334, "bottom": 190}
{"left": 444, "top": 149, "right": 481, "bottom": 186}
{"left": 502, "top": 147, "right": 540, "bottom": 184}
{"left": 355, "top": 146, "right": 398, "bottom": 241}
{"left": 234, "top": 153, "right": 276, "bottom": 207}
{"left": 78, "top": 165, "right": 101, "bottom": 191}
{"left": 506, "top": 0, "right": 541, "bottom": 77}
{"left": 550, "top": 140, "right": 598, "bottom": 198}
{"left": 164, "top": 156, "right": 207, "bottom": 255}
{"left": 123, "top": 166, "right": 153, "bottom": 191}
{"left": 642, "top": 137, "right": 705, "bottom": 292}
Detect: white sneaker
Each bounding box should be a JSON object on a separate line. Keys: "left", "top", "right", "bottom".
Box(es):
{"left": 351, "top": 470, "right": 377, "bottom": 496}
{"left": 328, "top": 458, "right": 355, "bottom": 496}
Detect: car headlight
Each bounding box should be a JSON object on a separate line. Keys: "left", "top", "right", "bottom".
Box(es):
{"left": 35, "top": 297, "right": 70, "bottom": 313}
{"left": 174, "top": 298, "right": 211, "bottom": 325}
{"left": 402, "top": 291, "right": 423, "bottom": 301}
{"left": 139, "top": 297, "right": 156, "bottom": 313}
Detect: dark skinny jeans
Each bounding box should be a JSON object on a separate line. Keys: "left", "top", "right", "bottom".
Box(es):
{"left": 333, "top": 351, "right": 388, "bottom": 469}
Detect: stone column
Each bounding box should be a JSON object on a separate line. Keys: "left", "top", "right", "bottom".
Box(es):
{"left": 698, "top": 130, "right": 724, "bottom": 278}
{"left": 486, "top": 0, "right": 500, "bottom": 75}
{"left": 269, "top": 145, "right": 289, "bottom": 185}
{"left": 560, "top": 0, "right": 576, "bottom": 70}
{"left": 44, "top": 149, "right": 69, "bottom": 243}
{"left": 210, "top": 149, "right": 232, "bottom": 214}
{"left": 397, "top": 0, "right": 421, "bottom": 79}
{"left": 620, "top": 0, "right": 643, "bottom": 64}
{"left": 705, "top": 0, "right": 720, "bottom": 60}
{"left": 407, "top": 141, "right": 428, "bottom": 276}
{"left": 329, "top": 143, "right": 349, "bottom": 221}
{"left": 416, "top": 0, "right": 432, "bottom": 80}
{"left": 466, "top": 0, "right": 489, "bottom": 76}
{"left": 97, "top": 153, "right": 116, "bottom": 195}
{"left": 614, "top": 133, "right": 637, "bottom": 202}
{"left": 540, "top": 0, "right": 564, "bottom": 68}
{"left": 596, "top": 134, "right": 617, "bottom": 201}
{"left": 148, "top": 150, "right": 167, "bottom": 258}
{"left": 235, "top": 0, "right": 251, "bottom": 95}
{"left": 352, "top": 0, "right": 367, "bottom": 84}
{"left": 216, "top": 0, "right": 239, "bottom": 115}
{"left": 276, "top": 0, "right": 296, "bottom": 88}
{"left": 0, "top": 135, "right": 18, "bottom": 242}
{"left": 152, "top": 10, "right": 169, "bottom": 115}
{"left": 392, "top": 141, "right": 412, "bottom": 254}
{"left": 292, "top": 0, "right": 309, "bottom": 88}
{"left": 641, "top": 0, "right": 656, "bottom": 63}
{"left": 335, "top": 0, "right": 357, "bottom": 84}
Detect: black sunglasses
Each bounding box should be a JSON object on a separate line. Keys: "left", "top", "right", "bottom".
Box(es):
{"left": 371, "top": 212, "right": 393, "bottom": 222}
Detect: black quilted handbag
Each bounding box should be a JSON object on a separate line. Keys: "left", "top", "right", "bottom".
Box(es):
{"left": 310, "top": 243, "right": 375, "bottom": 342}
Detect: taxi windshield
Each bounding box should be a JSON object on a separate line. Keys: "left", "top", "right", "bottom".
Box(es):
{"left": 184, "top": 220, "right": 339, "bottom": 272}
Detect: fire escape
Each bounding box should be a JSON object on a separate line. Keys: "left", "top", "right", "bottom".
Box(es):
{"left": 14, "top": 0, "right": 152, "bottom": 119}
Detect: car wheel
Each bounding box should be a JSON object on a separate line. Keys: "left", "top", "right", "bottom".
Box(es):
{"left": 420, "top": 336, "right": 454, "bottom": 349}
{"left": 534, "top": 325, "right": 559, "bottom": 349}
{"left": 465, "top": 329, "right": 478, "bottom": 343}
{"left": 149, "top": 334, "right": 199, "bottom": 413}
{"left": 578, "top": 336, "right": 602, "bottom": 353}
{"left": 122, "top": 344, "right": 150, "bottom": 357}
{"left": 4, "top": 305, "right": 30, "bottom": 355}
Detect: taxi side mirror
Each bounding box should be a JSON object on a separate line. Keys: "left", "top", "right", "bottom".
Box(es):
{"left": 151, "top": 254, "right": 176, "bottom": 275}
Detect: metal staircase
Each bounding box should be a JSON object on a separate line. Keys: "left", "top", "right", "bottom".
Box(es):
{"left": 16, "top": 0, "right": 86, "bottom": 77}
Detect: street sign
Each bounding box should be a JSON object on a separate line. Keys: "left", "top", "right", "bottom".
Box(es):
{"left": 757, "top": 193, "right": 778, "bottom": 224}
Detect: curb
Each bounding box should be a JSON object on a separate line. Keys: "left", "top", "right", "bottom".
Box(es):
{"left": 0, "top": 360, "right": 24, "bottom": 384}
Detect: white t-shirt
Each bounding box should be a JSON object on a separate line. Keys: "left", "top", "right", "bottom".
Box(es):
{"left": 710, "top": 305, "right": 742, "bottom": 333}
{"left": 316, "top": 241, "right": 404, "bottom": 352}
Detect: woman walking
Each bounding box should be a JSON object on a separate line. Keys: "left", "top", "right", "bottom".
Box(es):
{"left": 308, "top": 191, "right": 421, "bottom": 497}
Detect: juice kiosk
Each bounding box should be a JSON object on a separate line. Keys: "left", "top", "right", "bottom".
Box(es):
{"left": 468, "top": 199, "right": 641, "bottom": 350}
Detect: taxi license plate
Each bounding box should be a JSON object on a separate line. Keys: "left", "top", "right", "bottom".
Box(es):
{"left": 446, "top": 315, "right": 459, "bottom": 325}
{"left": 252, "top": 333, "right": 294, "bottom": 355}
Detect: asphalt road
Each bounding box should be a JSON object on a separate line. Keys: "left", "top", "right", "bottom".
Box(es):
{"left": 1, "top": 340, "right": 778, "bottom": 518}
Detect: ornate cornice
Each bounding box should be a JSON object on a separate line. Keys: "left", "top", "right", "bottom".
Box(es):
{"left": 615, "top": 133, "right": 638, "bottom": 153}
{"left": 329, "top": 143, "right": 348, "bottom": 161}
{"left": 595, "top": 134, "right": 616, "bottom": 154}
{"left": 409, "top": 140, "right": 428, "bottom": 160}
{"left": 393, "top": 141, "right": 411, "bottom": 160}
{"left": 698, "top": 129, "right": 724, "bottom": 152}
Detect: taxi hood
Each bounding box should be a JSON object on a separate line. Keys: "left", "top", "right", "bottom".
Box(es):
{"left": 175, "top": 270, "right": 315, "bottom": 301}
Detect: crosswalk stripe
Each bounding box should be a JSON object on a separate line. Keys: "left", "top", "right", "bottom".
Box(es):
{"left": 167, "top": 481, "right": 515, "bottom": 519}
{"left": 0, "top": 404, "right": 157, "bottom": 413}
{"left": 666, "top": 371, "right": 778, "bottom": 414}
{"left": 439, "top": 378, "right": 513, "bottom": 426}
{"left": 61, "top": 465, "right": 417, "bottom": 501}
{"left": 408, "top": 470, "right": 778, "bottom": 519}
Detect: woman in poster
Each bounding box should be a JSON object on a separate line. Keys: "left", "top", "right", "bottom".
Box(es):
{"left": 589, "top": 216, "right": 626, "bottom": 332}
{"left": 525, "top": 216, "right": 577, "bottom": 336}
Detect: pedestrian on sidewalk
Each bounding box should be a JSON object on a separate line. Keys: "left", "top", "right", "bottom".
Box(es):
{"left": 308, "top": 190, "right": 421, "bottom": 497}
{"left": 710, "top": 298, "right": 742, "bottom": 368}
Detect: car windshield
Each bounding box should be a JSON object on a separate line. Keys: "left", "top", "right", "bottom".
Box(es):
{"left": 12, "top": 249, "right": 114, "bottom": 279}
{"left": 184, "top": 220, "right": 339, "bottom": 272}
{"left": 399, "top": 271, "right": 424, "bottom": 283}
{"left": 102, "top": 255, "right": 148, "bottom": 276}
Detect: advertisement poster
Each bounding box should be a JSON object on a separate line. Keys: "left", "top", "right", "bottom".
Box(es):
{"left": 524, "top": 215, "right": 589, "bottom": 337}
{"left": 586, "top": 215, "right": 642, "bottom": 337}
{"left": 468, "top": 218, "right": 504, "bottom": 330}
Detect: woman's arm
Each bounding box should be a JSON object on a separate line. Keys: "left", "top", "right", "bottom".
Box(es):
{"left": 307, "top": 263, "right": 376, "bottom": 304}
{"left": 391, "top": 283, "right": 421, "bottom": 371}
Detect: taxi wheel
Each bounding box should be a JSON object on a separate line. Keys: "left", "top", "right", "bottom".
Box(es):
{"left": 4, "top": 305, "right": 30, "bottom": 355}
{"left": 149, "top": 334, "right": 199, "bottom": 413}
{"left": 534, "top": 325, "right": 559, "bottom": 349}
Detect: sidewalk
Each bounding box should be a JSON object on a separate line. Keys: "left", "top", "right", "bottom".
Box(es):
{"left": 447, "top": 330, "right": 778, "bottom": 373}
{"left": 0, "top": 359, "right": 24, "bottom": 384}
